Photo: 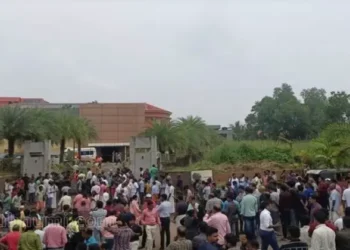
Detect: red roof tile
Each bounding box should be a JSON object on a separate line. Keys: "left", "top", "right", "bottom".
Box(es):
{"left": 145, "top": 103, "right": 171, "bottom": 114}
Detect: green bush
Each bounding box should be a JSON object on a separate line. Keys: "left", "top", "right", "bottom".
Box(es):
{"left": 206, "top": 141, "right": 294, "bottom": 164}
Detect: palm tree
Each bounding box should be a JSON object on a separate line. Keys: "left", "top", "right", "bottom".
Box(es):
{"left": 175, "top": 116, "right": 212, "bottom": 165}
{"left": 313, "top": 140, "right": 350, "bottom": 168}
{"left": 71, "top": 117, "right": 98, "bottom": 159}
{"left": 0, "top": 106, "right": 44, "bottom": 156}
{"left": 55, "top": 110, "right": 76, "bottom": 163}
{"left": 142, "top": 120, "right": 179, "bottom": 153}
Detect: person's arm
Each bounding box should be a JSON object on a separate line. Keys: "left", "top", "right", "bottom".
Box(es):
{"left": 0, "top": 235, "right": 8, "bottom": 250}
{"left": 43, "top": 229, "right": 49, "bottom": 246}
{"left": 342, "top": 191, "right": 346, "bottom": 209}
{"left": 203, "top": 213, "right": 211, "bottom": 223}
{"left": 156, "top": 213, "right": 161, "bottom": 226}
{"left": 34, "top": 234, "right": 42, "bottom": 250}
{"left": 240, "top": 198, "right": 245, "bottom": 215}
{"left": 18, "top": 237, "right": 23, "bottom": 250}
{"left": 105, "top": 225, "right": 119, "bottom": 234}
{"left": 225, "top": 218, "right": 231, "bottom": 234}
{"left": 331, "top": 192, "right": 336, "bottom": 211}
{"left": 61, "top": 227, "right": 68, "bottom": 246}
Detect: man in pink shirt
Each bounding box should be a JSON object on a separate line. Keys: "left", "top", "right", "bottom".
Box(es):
{"left": 141, "top": 200, "right": 160, "bottom": 250}
{"left": 101, "top": 210, "right": 117, "bottom": 250}
{"left": 203, "top": 205, "right": 231, "bottom": 246}
{"left": 43, "top": 216, "right": 67, "bottom": 250}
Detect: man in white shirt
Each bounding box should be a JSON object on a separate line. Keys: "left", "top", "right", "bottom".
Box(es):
{"left": 86, "top": 168, "right": 93, "bottom": 180}
{"left": 229, "top": 173, "right": 239, "bottom": 189}
{"left": 342, "top": 181, "right": 350, "bottom": 208}
{"left": 58, "top": 192, "right": 72, "bottom": 210}
{"left": 329, "top": 184, "right": 341, "bottom": 222}
{"left": 334, "top": 207, "right": 350, "bottom": 231}
{"left": 311, "top": 210, "right": 336, "bottom": 250}
{"left": 259, "top": 200, "right": 279, "bottom": 250}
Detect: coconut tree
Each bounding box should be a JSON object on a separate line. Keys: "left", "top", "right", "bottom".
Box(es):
{"left": 142, "top": 120, "right": 179, "bottom": 153}
{"left": 71, "top": 117, "right": 97, "bottom": 159}
{"left": 313, "top": 140, "right": 350, "bottom": 168}
{"left": 175, "top": 115, "right": 212, "bottom": 165}
{"left": 54, "top": 110, "right": 76, "bottom": 163}
{"left": 0, "top": 106, "right": 40, "bottom": 156}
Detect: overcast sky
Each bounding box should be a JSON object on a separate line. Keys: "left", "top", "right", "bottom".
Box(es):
{"left": 1, "top": 1, "right": 350, "bottom": 125}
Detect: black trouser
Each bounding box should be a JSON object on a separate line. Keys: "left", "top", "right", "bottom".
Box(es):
{"left": 280, "top": 210, "right": 291, "bottom": 238}
{"left": 140, "top": 192, "right": 144, "bottom": 205}
{"left": 160, "top": 217, "right": 170, "bottom": 249}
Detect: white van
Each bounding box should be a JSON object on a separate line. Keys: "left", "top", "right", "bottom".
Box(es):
{"left": 65, "top": 147, "right": 97, "bottom": 162}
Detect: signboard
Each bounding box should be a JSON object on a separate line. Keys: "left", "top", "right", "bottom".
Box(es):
{"left": 191, "top": 170, "right": 213, "bottom": 182}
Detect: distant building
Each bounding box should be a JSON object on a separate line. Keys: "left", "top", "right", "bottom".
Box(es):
{"left": 0, "top": 97, "right": 48, "bottom": 107}
{"left": 208, "top": 125, "right": 233, "bottom": 140}
{"left": 0, "top": 97, "right": 171, "bottom": 160}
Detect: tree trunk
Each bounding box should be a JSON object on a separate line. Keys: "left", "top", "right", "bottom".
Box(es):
{"left": 77, "top": 140, "right": 82, "bottom": 160}
{"left": 59, "top": 138, "right": 66, "bottom": 163}
{"left": 7, "top": 139, "right": 15, "bottom": 157}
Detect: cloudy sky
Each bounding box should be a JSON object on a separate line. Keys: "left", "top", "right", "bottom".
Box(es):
{"left": 0, "top": 1, "right": 349, "bottom": 125}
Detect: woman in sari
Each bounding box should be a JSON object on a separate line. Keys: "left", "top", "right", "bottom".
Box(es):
{"left": 129, "top": 195, "right": 142, "bottom": 224}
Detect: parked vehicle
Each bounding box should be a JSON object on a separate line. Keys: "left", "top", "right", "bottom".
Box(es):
{"left": 64, "top": 147, "right": 97, "bottom": 162}
{"left": 306, "top": 169, "right": 350, "bottom": 189}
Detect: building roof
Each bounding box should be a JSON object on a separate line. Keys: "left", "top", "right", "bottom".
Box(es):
{"left": 145, "top": 103, "right": 171, "bottom": 114}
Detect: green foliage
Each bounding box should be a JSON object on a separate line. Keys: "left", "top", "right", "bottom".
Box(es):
{"left": 0, "top": 106, "right": 97, "bottom": 162}
{"left": 142, "top": 116, "right": 222, "bottom": 164}
{"left": 207, "top": 141, "right": 294, "bottom": 165}
{"left": 233, "top": 84, "right": 350, "bottom": 140}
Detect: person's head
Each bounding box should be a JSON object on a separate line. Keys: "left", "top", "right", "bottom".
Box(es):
{"left": 147, "top": 200, "right": 154, "bottom": 210}
{"left": 96, "top": 200, "right": 103, "bottom": 209}
{"left": 127, "top": 214, "right": 136, "bottom": 226}
{"left": 309, "top": 194, "right": 318, "bottom": 204}
{"left": 12, "top": 224, "right": 20, "bottom": 232}
{"left": 117, "top": 213, "right": 129, "bottom": 226}
{"left": 246, "top": 240, "right": 260, "bottom": 250}
{"left": 63, "top": 204, "right": 70, "bottom": 212}
{"left": 160, "top": 194, "right": 167, "bottom": 201}
{"left": 288, "top": 226, "right": 300, "bottom": 239}
{"left": 343, "top": 216, "right": 350, "bottom": 229}
{"left": 177, "top": 226, "right": 186, "bottom": 238}
{"left": 314, "top": 209, "right": 327, "bottom": 224}
{"left": 239, "top": 233, "right": 248, "bottom": 245}
{"left": 82, "top": 228, "right": 93, "bottom": 239}
{"left": 280, "top": 184, "right": 289, "bottom": 192}
{"left": 213, "top": 205, "right": 221, "bottom": 213}
{"left": 226, "top": 192, "right": 234, "bottom": 201}
{"left": 300, "top": 215, "right": 310, "bottom": 227}
{"left": 224, "top": 233, "right": 237, "bottom": 248}
{"left": 26, "top": 218, "right": 37, "bottom": 231}
{"left": 198, "top": 222, "right": 208, "bottom": 234}
{"left": 206, "top": 226, "right": 219, "bottom": 244}
{"left": 245, "top": 187, "right": 253, "bottom": 194}
{"left": 260, "top": 200, "right": 272, "bottom": 211}
{"left": 177, "top": 195, "right": 184, "bottom": 201}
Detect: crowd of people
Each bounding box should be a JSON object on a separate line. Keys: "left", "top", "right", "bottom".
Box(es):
{"left": 1, "top": 166, "right": 350, "bottom": 250}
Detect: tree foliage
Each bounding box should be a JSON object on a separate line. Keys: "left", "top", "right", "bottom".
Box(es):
{"left": 232, "top": 83, "right": 350, "bottom": 140}
{"left": 142, "top": 115, "right": 222, "bottom": 164}
{"left": 0, "top": 106, "right": 97, "bottom": 162}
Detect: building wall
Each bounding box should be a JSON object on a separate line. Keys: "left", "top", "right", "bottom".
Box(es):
{"left": 79, "top": 103, "right": 147, "bottom": 144}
